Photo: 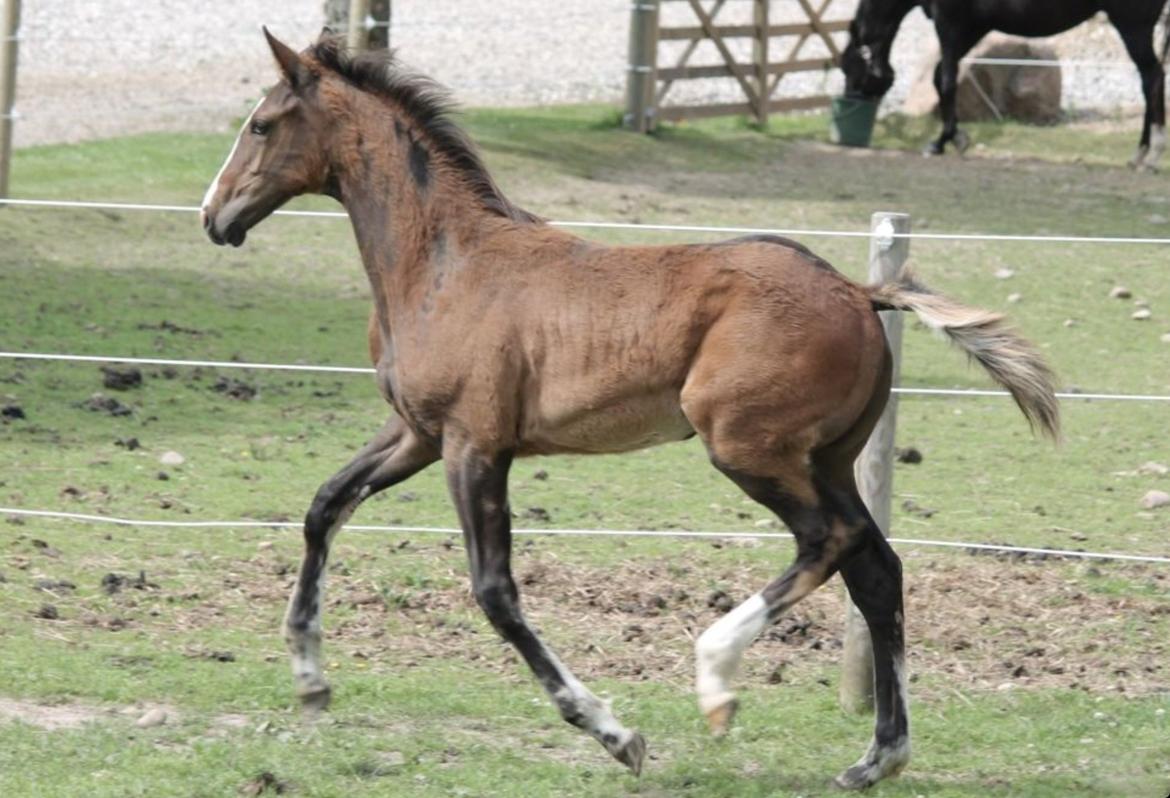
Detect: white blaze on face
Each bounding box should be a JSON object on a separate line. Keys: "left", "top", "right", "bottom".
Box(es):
{"left": 200, "top": 96, "right": 268, "bottom": 226}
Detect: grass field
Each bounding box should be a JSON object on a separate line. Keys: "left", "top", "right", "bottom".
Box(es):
{"left": 1, "top": 106, "right": 1169, "bottom": 796}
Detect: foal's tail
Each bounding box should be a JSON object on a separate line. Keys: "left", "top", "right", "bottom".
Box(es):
{"left": 867, "top": 268, "right": 1060, "bottom": 441}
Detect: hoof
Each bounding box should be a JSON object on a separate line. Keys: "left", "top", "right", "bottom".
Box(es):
{"left": 833, "top": 743, "right": 910, "bottom": 790}
{"left": 833, "top": 763, "right": 877, "bottom": 791}
{"left": 921, "top": 142, "right": 944, "bottom": 157}
{"left": 953, "top": 130, "right": 971, "bottom": 154}
{"left": 704, "top": 697, "right": 738, "bottom": 737}
{"left": 612, "top": 732, "right": 647, "bottom": 776}
{"left": 298, "top": 683, "right": 332, "bottom": 713}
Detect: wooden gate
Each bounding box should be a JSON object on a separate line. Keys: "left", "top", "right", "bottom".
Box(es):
{"left": 625, "top": 0, "right": 852, "bottom": 132}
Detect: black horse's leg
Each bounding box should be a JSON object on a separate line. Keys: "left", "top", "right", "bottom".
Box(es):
{"left": 1115, "top": 20, "right": 1166, "bottom": 170}
{"left": 284, "top": 415, "right": 438, "bottom": 709}
{"left": 833, "top": 507, "right": 910, "bottom": 790}
{"left": 926, "top": 27, "right": 985, "bottom": 156}
{"left": 444, "top": 441, "right": 646, "bottom": 774}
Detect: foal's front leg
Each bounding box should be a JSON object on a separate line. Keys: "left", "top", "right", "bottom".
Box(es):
{"left": 444, "top": 440, "right": 647, "bottom": 774}
{"left": 285, "top": 415, "right": 438, "bottom": 709}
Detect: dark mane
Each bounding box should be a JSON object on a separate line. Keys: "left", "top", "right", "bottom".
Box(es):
{"left": 309, "top": 37, "right": 541, "bottom": 225}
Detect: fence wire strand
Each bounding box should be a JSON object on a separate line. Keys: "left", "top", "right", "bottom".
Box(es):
{"left": 5, "top": 197, "right": 1170, "bottom": 246}
{"left": 2, "top": 351, "right": 1168, "bottom": 402}
{"left": 3, "top": 507, "right": 1168, "bottom": 565}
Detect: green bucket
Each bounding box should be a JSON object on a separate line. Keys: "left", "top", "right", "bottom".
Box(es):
{"left": 829, "top": 96, "right": 879, "bottom": 148}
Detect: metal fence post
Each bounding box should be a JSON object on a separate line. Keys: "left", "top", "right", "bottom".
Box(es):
{"left": 0, "top": 0, "right": 22, "bottom": 202}
{"left": 624, "top": 1, "right": 659, "bottom": 132}
{"left": 839, "top": 211, "right": 910, "bottom": 714}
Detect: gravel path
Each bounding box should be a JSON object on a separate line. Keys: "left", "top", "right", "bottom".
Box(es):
{"left": 12, "top": 1, "right": 1147, "bottom": 148}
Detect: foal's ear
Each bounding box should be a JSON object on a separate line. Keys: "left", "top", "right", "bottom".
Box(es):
{"left": 263, "top": 27, "right": 312, "bottom": 90}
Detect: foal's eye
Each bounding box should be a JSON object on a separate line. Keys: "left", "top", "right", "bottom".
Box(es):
{"left": 250, "top": 119, "right": 272, "bottom": 136}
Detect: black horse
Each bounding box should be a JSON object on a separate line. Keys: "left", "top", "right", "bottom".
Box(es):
{"left": 842, "top": 0, "right": 1170, "bottom": 169}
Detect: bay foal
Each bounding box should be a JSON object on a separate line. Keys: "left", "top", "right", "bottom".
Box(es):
{"left": 201, "top": 31, "right": 1059, "bottom": 789}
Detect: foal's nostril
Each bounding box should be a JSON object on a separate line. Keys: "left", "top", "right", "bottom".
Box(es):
{"left": 200, "top": 208, "right": 210, "bottom": 231}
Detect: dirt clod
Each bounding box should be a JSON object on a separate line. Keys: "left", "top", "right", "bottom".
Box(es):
{"left": 895, "top": 446, "right": 923, "bottom": 464}
{"left": 100, "top": 366, "right": 142, "bottom": 390}
{"left": 33, "top": 603, "right": 59, "bottom": 620}
{"left": 184, "top": 647, "right": 236, "bottom": 662}
{"left": 101, "top": 570, "right": 159, "bottom": 595}
{"left": 533, "top": 469, "right": 549, "bottom": 481}
{"left": 81, "top": 393, "right": 133, "bottom": 416}
{"left": 115, "top": 437, "right": 140, "bottom": 450}
{"left": 213, "top": 376, "right": 258, "bottom": 401}
{"left": 1, "top": 403, "right": 25, "bottom": 420}
{"left": 522, "top": 506, "right": 551, "bottom": 523}
{"left": 901, "top": 498, "right": 936, "bottom": 518}
{"left": 240, "top": 772, "right": 290, "bottom": 796}
{"left": 137, "top": 320, "right": 205, "bottom": 336}
{"left": 707, "top": 590, "right": 735, "bottom": 614}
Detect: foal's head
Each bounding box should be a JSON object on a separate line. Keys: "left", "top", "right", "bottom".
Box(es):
{"left": 840, "top": 0, "right": 917, "bottom": 99}
{"left": 201, "top": 29, "right": 335, "bottom": 246}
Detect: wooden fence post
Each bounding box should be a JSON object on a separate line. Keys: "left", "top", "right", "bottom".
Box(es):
{"left": 752, "top": 0, "right": 769, "bottom": 126}
{"left": 346, "top": 0, "right": 373, "bottom": 52}
{"left": 839, "top": 211, "right": 910, "bottom": 714}
{"left": 0, "top": 0, "right": 21, "bottom": 202}
{"left": 624, "top": 1, "right": 659, "bottom": 132}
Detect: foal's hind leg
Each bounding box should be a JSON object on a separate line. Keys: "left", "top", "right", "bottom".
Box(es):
{"left": 444, "top": 438, "right": 646, "bottom": 774}
{"left": 284, "top": 416, "right": 437, "bottom": 710}
{"left": 695, "top": 460, "right": 910, "bottom": 789}
{"left": 833, "top": 520, "right": 910, "bottom": 790}
{"left": 694, "top": 459, "right": 857, "bottom": 735}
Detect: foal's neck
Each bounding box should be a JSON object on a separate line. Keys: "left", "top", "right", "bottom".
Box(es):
{"left": 331, "top": 96, "right": 508, "bottom": 293}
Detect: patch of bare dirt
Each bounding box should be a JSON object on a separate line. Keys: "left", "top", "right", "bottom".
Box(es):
{"left": 301, "top": 544, "right": 1169, "bottom": 697}
{"left": 0, "top": 698, "right": 106, "bottom": 730}
{"left": 17, "top": 539, "right": 1167, "bottom": 699}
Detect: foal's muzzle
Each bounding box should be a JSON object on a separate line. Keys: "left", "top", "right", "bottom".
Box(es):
{"left": 202, "top": 206, "right": 248, "bottom": 248}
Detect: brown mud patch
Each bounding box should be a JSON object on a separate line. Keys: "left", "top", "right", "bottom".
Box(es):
{"left": 11, "top": 539, "right": 1168, "bottom": 699}
{"left": 298, "top": 544, "right": 1169, "bottom": 697}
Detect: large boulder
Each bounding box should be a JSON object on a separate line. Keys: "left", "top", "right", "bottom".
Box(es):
{"left": 903, "top": 35, "right": 1063, "bottom": 124}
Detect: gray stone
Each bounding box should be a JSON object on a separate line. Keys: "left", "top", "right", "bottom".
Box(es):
{"left": 904, "top": 35, "right": 1062, "bottom": 124}
{"left": 135, "top": 707, "right": 168, "bottom": 728}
